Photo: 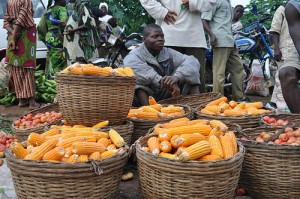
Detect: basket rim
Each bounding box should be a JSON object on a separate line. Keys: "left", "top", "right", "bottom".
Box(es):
{"left": 158, "top": 92, "right": 222, "bottom": 103}
{"left": 259, "top": 113, "right": 300, "bottom": 127}
{"left": 11, "top": 103, "right": 61, "bottom": 132}
{"left": 136, "top": 133, "right": 245, "bottom": 166}
{"left": 56, "top": 72, "right": 137, "bottom": 80}
{"left": 127, "top": 104, "right": 192, "bottom": 123}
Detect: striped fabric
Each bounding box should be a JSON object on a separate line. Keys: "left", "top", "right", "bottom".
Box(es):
{"left": 8, "top": 65, "right": 36, "bottom": 99}
{"left": 3, "top": 0, "right": 35, "bottom": 28}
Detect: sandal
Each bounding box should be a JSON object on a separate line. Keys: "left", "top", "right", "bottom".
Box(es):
{"left": 29, "top": 103, "right": 44, "bottom": 110}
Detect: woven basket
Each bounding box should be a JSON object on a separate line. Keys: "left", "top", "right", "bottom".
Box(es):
{"left": 6, "top": 148, "right": 129, "bottom": 199}
{"left": 158, "top": 92, "right": 222, "bottom": 109}
{"left": 55, "top": 73, "right": 136, "bottom": 126}
{"left": 236, "top": 126, "right": 300, "bottom": 198}
{"left": 12, "top": 103, "right": 61, "bottom": 142}
{"left": 260, "top": 113, "right": 300, "bottom": 127}
{"left": 128, "top": 104, "right": 193, "bottom": 144}
{"left": 195, "top": 104, "right": 272, "bottom": 129}
{"left": 99, "top": 121, "right": 133, "bottom": 145}
{"left": 135, "top": 134, "right": 245, "bottom": 199}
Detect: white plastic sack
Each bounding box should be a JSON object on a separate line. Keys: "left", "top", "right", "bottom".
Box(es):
{"left": 245, "top": 59, "right": 269, "bottom": 97}
{"left": 0, "top": 58, "right": 10, "bottom": 97}
{"left": 0, "top": 159, "right": 17, "bottom": 199}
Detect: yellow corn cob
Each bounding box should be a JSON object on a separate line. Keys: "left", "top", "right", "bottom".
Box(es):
{"left": 142, "top": 147, "right": 150, "bottom": 152}
{"left": 162, "top": 121, "right": 188, "bottom": 129}
{"left": 27, "top": 132, "right": 47, "bottom": 146}
{"left": 149, "top": 104, "right": 162, "bottom": 111}
{"left": 159, "top": 141, "right": 172, "bottom": 153}
{"left": 206, "top": 97, "right": 228, "bottom": 107}
{"left": 170, "top": 135, "right": 180, "bottom": 148}
{"left": 175, "top": 146, "right": 186, "bottom": 155}
{"left": 113, "top": 68, "right": 126, "bottom": 76}
{"left": 198, "top": 154, "right": 221, "bottom": 161}
{"left": 209, "top": 120, "right": 228, "bottom": 131}
{"left": 244, "top": 102, "right": 263, "bottom": 109}
{"left": 200, "top": 108, "right": 216, "bottom": 115}
{"left": 140, "top": 106, "right": 160, "bottom": 113}
{"left": 41, "top": 129, "right": 60, "bottom": 137}
{"left": 77, "top": 155, "right": 89, "bottom": 162}
{"left": 247, "top": 109, "right": 270, "bottom": 115}
{"left": 64, "top": 147, "right": 73, "bottom": 158}
{"left": 167, "top": 124, "right": 212, "bottom": 136}
{"left": 187, "top": 119, "right": 210, "bottom": 125}
{"left": 11, "top": 142, "right": 28, "bottom": 158}
{"left": 166, "top": 111, "right": 185, "bottom": 118}
{"left": 89, "top": 152, "right": 101, "bottom": 160}
{"left": 43, "top": 147, "right": 65, "bottom": 161}
{"left": 25, "top": 139, "right": 59, "bottom": 160}
{"left": 161, "top": 106, "right": 184, "bottom": 114}
{"left": 107, "top": 144, "right": 117, "bottom": 150}
{"left": 56, "top": 136, "right": 96, "bottom": 148}
{"left": 153, "top": 127, "right": 165, "bottom": 135}
{"left": 203, "top": 105, "right": 220, "bottom": 114}
{"left": 174, "top": 133, "right": 206, "bottom": 147}
{"left": 159, "top": 152, "right": 177, "bottom": 160}
{"left": 178, "top": 140, "right": 211, "bottom": 161}
{"left": 72, "top": 125, "right": 87, "bottom": 128}
{"left": 47, "top": 132, "right": 76, "bottom": 140}
{"left": 127, "top": 109, "right": 141, "bottom": 118}
{"left": 228, "top": 100, "right": 237, "bottom": 108}
{"left": 158, "top": 132, "right": 172, "bottom": 142}
{"left": 227, "top": 131, "right": 238, "bottom": 154}
{"left": 26, "top": 146, "right": 37, "bottom": 154}
{"left": 208, "top": 127, "right": 223, "bottom": 138}
{"left": 100, "top": 150, "right": 117, "bottom": 159}
{"left": 148, "top": 96, "right": 157, "bottom": 105}
{"left": 123, "top": 67, "right": 135, "bottom": 76}
{"left": 218, "top": 103, "right": 230, "bottom": 113}
{"left": 109, "top": 129, "right": 125, "bottom": 147}
{"left": 82, "top": 65, "right": 112, "bottom": 76}
{"left": 97, "top": 138, "right": 112, "bottom": 147}
{"left": 69, "top": 65, "right": 84, "bottom": 75}
{"left": 75, "top": 131, "right": 109, "bottom": 140}
{"left": 219, "top": 133, "right": 235, "bottom": 158}
{"left": 223, "top": 109, "right": 245, "bottom": 116}
{"left": 134, "top": 112, "right": 165, "bottom": 120}
{"left": 236, "top": 102, "right": 246, "bottom": 109}
{"left": 147, "top": 137, "right": 160, "bottom": 155}
{"left": 169, "top": 117, "right": 190, "bottom": 124}
{"left": 208, "top": 135, "right": 224, "bottom": 158}
{"left": 72, "top": 142, "right": 106, "bottom": 155}
{"left": 66, "top": 154, "right": 78, "bottom": 163}
{"left": 92, "top": 120, "right": 109, "bottom": 129}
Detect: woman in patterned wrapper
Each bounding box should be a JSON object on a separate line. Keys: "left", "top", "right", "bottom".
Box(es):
{"left": 3, "top": 0, "right": 41, "bottom": 109}
{"left": 63, "top": 0, "right": 100, "bottom": 64}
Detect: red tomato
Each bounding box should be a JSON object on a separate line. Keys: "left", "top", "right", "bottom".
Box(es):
{"left": 277, "top": 119, "right": 285, "bottom": 125}
{"left": 287, "top": 137, "right": 296, "bottom": 144}
{"left": 286, "top": 132, "right": 295, "bottom": 139}
{"left": 268, "top": 118, "right": 276, "bottom": 124}
{"left": 285, "top": 127, "right": 293, "bottom": 133}
{"left": 279, "top": 133, "right": 288, "bottom": 142}
{"left": 263, "top": 116, "right": 270, "bottom": 122}
{"left": 274, "top": 139, "right": 281, "bottom": 144}
{"left": 294, "top": 131, "right": 300, "bottom": 137}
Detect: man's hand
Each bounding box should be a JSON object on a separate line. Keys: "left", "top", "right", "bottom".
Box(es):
{"left": 182, "top": 0, "right": 189, "bottom": 9}
{"left": 210, "top": 34, "right": 218, "bottom": 48}
{"left": 60, "top": 21, "right": 66, "bottom": 27}
{"left": 63, "top": 29, "right": 74, "bottom": 35}
{"left": 170, "top": 84, "right": 180, "bottom": 97}
{"left": 8, "top": 40, "right": 16, "bottom": 51}
{"left": 164, "top": 10, "right": 177, "bottom": 25}
{"left": 274, "top": 48, "right": 283, "bottom": 62}
{"left": 160, "top": 76, "right": 179, "bottom": 89}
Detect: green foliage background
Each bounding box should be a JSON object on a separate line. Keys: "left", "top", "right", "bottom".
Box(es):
{"left": 89, "top": 0, "right": 287, "bottom": 33}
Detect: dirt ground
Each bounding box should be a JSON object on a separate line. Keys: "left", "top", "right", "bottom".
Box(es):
{"left": 0, "top": 94, "right": 269, "bottom": 199}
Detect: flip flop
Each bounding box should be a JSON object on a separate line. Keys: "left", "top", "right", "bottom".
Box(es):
{"left": 28, "top": 103, "right": 44, "bottom": 110}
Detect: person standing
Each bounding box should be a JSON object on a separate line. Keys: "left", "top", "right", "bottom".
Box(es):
{"left": 99, "top": 2, "right": 112, "bottom": 22}
{"left": 269, "top": 5, "right": 295, "bottom": 113}
{"left": 201, "top": 0, "right": 246, "bottom": 101}
{"left": 3, "top": 0, "right": 41, "bottom": 109}
{"left": 278, "top": 0, "right": 300, "bottom": 113}
{"left": 38, "top": 0, "right": 68, "bottom": 79}
{"left": 232, "top": 5, "right": 244, "bottom": 39}
{"left": 139, "top": 0, "right": 216, "bottom": 93}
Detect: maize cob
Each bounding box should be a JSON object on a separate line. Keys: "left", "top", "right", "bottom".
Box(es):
{"left": 92, "top": 120, "right": 109, "bottom": 128}
{"left": 161, "top": 106, "right": 184, "bottom": 114}
{"left": 11, "top": 142, "right": 28, "bottom": 158}
{"left": 127, "top": 109, "right": 141, "bottom": 118}
{"left": 209, "top": 120, "right": 228, "bottom": 131}
{"left": 198, "top": 154, "right": 221, "bottom": 161}
{"left": 218, "top": 103, "right": 230, "bottom": 113}
{"left": 109, "top": 129, "right": 125, "bottom": 147}
{"left": 174, "top": 133, "right": 206, "bottom": 147}
{"left": 170, "top": 135, "right": 180, "bottom": 148}
{"left": 158, "top": 132, "right": 172, "bottom": 142}
{"left": 66, "top": 154, "right": 78, "bottom": 163}
{"left": 204, "top": 105, "right": 220, "bottom": 114}
{"left": 89, "top": 152, "right": 101, "bottom": 160}
{"left": 82, "top": 65, "right": 112, "bottom": 76}
{"left": 141, "top": 106, "right": 159, "bottom": 113}
{"left": 72, "top": 125, "right": 87, "bottom": 128}
{"left": 47, "top": 132, "right": 76, "bottom": 140}
{"left": 77, "top": 155, "right": 89, "bottom": 162}
{"left": 208, "top": 135, "right": 224, "bottom": 158}
{"left": 148, "top": 96, "right": 157, "bottom": 105}
{"left": 64, "top": 147, "right": 73, "bottom": 158}
{"left": 166, "top": 111, "right": 185, "bottom": 118}
{"left": 147, "top": 137, "right": 160, "bottom": 155}
{"left": 162, "top": 120, "right": 187, "bottom": 129}
{"left": 187, "top": 119, "right": 210, "bottom": 125}
{"left": 100, "top": 150, "right": 117, "bottom": 159}
{"left": 123, "top": 66, "right": 135, "bottom": 76}
{"left": 72, "top": 142, "right": 106, "bottom": 155}
{"left": 236, "top": 102, "right": 246, "bottom": 109}
{"left": 153, "top": 127, "right": 165, "bottom": 135}
{"left": 134, "top": 112, "right": 165, "bottom": 120}
{"left": 69, "top": 65, "right": 84, "bottom": 75}
{"left": 159, "top": 152, "right": 177, "bottom": 160}
{"left": 227, "top": 131, "right": 238, "bottom": 154}
{"left": 200, "top": 108, "right": 216, "bottom": 115}
{"left": 149, "top": 104, "right": 161, "bottom": 111}
{"left": 167, "top": 124, "right": 212, "bottom": 136}
{"left": 244, "top": 102, "right": 263, "bottom": 109}
{"left": 113, "top": 68, "right": 126, "bottom": 76}
{"left": 142, "top": 147, "right": 149, "bottom": 152}
{"left": 56, "top": 136, "right": 96, "bottom": 148}
{"left": 159, "top": 141, "right": 172, "bottom": 153}
{"left": 107, "top": 144, "right": 117, "bottom": 150}
{"left": 247, "top": 109, "right": 270, "bottom": 115}
{"left": 223, "top": 109, "right": 245, "bottom": 116}
{"left": 75, "top": 131, "right": 109, "bottom": 140}
{"left": 206, "top": 97, "right": 228, "bottom": 107}
{"left": 178, "top": 140, "right": 211, "bottom": 161}
{"left": 228, "top": 100, "right": 237, "bottom": 108}
{"left": 25, "top": 139, "right": 59, "bottom": 160}
{"left": 43, "top": 147, "right": 65, "bottom": 161}
{"left": 175, "top": 146, "right": 186, "bottom": 155}
{"left": 208, "top": 127, "right": 223, "bottom": 138}
{"left": 27, "top": 132, "right": 46, "bottom": 146}
{"left": 169, "top": 117, "right": 190, "bottom": 124}
{"left": 97, "top": 138, "right": 112, "bottom": 147}
{"left": 220, "top": 133, "right": 235, "bottom": 158}
{"left": 41, "top": 129, "right": 60, "bottom": 137}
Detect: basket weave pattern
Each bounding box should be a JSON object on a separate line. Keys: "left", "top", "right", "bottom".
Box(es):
{"left": 56, "top": 73, "right": 136, "bottom": 126}
{"left": 6, "top": 149, "right": 129, "bottom": 199}
{"left": 136, "top": 134, "right": 245, "bottom": 199}
{"left": 128, "top": 105, "right": 193, "bottom": 144}
{"left": 237, "top": 126, "right": 300, "bottom": 198}
{"left": 12, "top": 103, "right": 61, "bottom": 142}
{"left": 158, "top": 92, "right": 222, "bottom": 109}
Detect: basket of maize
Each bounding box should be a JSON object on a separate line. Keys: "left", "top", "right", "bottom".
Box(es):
{"left": 6, "top": 123, "right": 130, "bottom": 199}
{"left": 158, "top": 92, "right": 222, "bottom": 109}
{"left": 55, "top": 64, "right": 136, "bottom": 126}
{"left": 12, "top": 103, "right": 61, "bottom": 142}
{"left": 135, "top": 117, "right": 245, "bottom": 198}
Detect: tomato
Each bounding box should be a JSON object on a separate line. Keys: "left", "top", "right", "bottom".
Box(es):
{"left": 268, "top": 118, "right": 276, "bottom": 124}
{"left": 294, "top": 131, "right": 300, "bottom": 137}
{"left": 276, "top": 119, "right": 285, "bottom": 126}
{"left": 274, "top": 139, "right": 281, "bottom": 144}
{"left": 287, "top": 137, "right": 296, "bottom": 144}
{"left": 279, "top": 133, "right": 288, "bottom": 142}
{"left": 21, "top": 119, "right": 26, "bottom": 123}
{"left": 40, "top": 116, "right": 46, "bottom": 123}
{"left": 236, "top": 188, "right": 246, "bottom": 196}
{"left": 55, "top": 113, "right": 63, "bottom": 120}
{"left": 285, "top": 127, "right": 293, "bottom": 133}
{"left": 263, "top": 116, "right": 270, "bottom": 122}
{"left": 0, "top": 139, "right": 6, "bottom": 145}
{"left": 286, "top": 132, "right": 295, "bottom": 139}
{"left": 256, "top": 137, "right": 264, "bottom": 142}
{"left": 282, "top": 121, "right": 289, "bottom": 126}
{"left": 267, "top": 141, "right": 274, "bottom": 145}
{"left": 13, "top": 120, "right": 21, "bottom": 126}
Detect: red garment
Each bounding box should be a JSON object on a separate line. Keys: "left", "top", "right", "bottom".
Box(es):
{"left": 3, "top": 0, "right": 35, "bottom": 29}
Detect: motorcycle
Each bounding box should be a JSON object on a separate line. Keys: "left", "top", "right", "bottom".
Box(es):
{"left": 92, "top": 25, "right": 143, "bottom": 68}
{"left": 205, "top": 5, "right": 276, "bottom": 93}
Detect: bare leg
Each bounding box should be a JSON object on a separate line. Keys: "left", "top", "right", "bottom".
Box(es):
{"left": 18, "top": 98, "right": 29, "bottom": 107}
{"left": 29, "top": 97, "right": 41, "bottom": 110}
{"left": 188, "top": 85, "right": 200, "bottom": 95}
{"left": 279, "top": 67, "right": 300, "bottom": 113}
{"left": 136, "top": 89, "right": 150, "bottom": 106}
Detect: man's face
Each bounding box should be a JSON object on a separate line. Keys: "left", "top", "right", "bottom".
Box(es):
{"left": 143, "top": 29, "right": 165, "bottom": 53}
{"left": 234, "top": 7, "right": 244, "bottom": 20}
{"left": 101, "top": 6, "right": 107, "bottom": 15}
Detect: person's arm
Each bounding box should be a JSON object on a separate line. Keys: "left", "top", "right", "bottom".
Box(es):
{"left": 139, "top": 0, "right": 177, "bottom": 25}
{"left": 272, "top": 32, "right": 282, "bottom": 61}
{"left": 185, "top": 0, "right": 216, "bottom": 12}
{"left": 37, "top": 11, "right": 47, "bottom": 43}
{"left": 285, "top": 3, "right": 300, "bottom": 56}
{"left": 270, "top": 6, "right": 284, "bottom": 61}
{"left": 202, "top": 19, "right": 217, "bottom": 48}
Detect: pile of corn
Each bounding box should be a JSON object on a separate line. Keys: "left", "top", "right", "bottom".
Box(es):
{"left": 10, "top": 121, "right": 127, "bottom": 163}
{"left": 143, "top": 117, "right": 238, "bottom": 162}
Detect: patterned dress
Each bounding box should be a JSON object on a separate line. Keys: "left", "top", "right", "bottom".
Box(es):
{"left": 63, "top": 0, "right": 99, "bottom": 63}
{"left": 37, "top": 6, "right": 68, "bottom": 78}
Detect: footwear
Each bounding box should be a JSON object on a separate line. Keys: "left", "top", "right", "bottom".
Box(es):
{"left": 29, "top": 103, "right": 44, "bottom": 110}
{"left": 238, "top": 97, "right": 251, "bottom": 103}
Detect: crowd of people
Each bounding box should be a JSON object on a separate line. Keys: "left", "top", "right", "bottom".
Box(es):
{"left": 3, "top": 0, "right": 300, "bottom": 113}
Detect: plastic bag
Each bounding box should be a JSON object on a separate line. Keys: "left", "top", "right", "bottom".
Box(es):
{"left": 0, "top": 159, "right": 17, "bottom": 199}
{"left": 0, "top": 58, "right": 10, "bottom": 97}
{"left": 245, "top": 59, "right": 269, "bottom": 97}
